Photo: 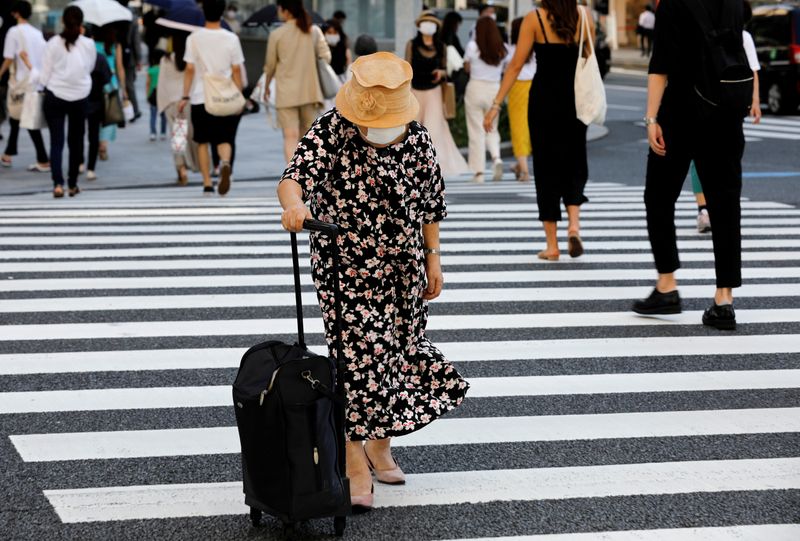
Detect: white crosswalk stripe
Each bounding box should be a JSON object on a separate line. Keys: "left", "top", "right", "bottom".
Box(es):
{"left": 1, "top": 180, "right": 798, "bottom": 539}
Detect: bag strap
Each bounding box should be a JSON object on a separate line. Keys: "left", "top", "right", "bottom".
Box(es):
{"left": 577, "top": 7, "right": 595, "bottom": 60}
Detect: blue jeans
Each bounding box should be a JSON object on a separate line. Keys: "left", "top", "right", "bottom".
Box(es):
{"left": 43, "top": 90, "right": 87, "bottom": 188}
{"left": 150, "top": 105, "right": 166, "bottom": 136}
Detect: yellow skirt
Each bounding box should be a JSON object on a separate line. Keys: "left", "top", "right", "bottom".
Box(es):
{"left": 508, "top": 79, "right": 532, "bottom": 158}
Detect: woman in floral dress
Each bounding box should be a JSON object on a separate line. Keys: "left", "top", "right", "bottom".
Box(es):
{"left": 278, "top": 52, "right": 469, "bottom": 512}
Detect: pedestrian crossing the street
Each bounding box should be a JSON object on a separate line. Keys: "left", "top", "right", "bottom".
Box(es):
{"left": 1, "top": 180, "right": 798, "bottom": 540}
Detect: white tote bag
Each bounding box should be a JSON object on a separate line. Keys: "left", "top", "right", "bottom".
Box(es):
{"left": 19, "top": 90, "right": 45, "bottom": 130}
{"left": 574, "top": 7, "right": 607, "bottom": 126}
{"left": 193, "top": 40, "right": 245, "bottom": 117}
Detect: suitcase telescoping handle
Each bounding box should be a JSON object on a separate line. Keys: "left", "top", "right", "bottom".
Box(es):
{"left": 289, "top": 219, "right": 341, "bottom": 351}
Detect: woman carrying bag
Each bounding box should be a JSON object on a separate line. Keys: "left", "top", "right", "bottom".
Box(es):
{"left": 263, "top": 0, "right": 331, "bottom": 163}
{"left": 484, "top": 0, "right": 595, "bottom": 261}
{"left": 406, "top": 11, "right": 468, "bottom": 178}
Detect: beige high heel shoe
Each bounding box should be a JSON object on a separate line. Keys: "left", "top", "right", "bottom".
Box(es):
{"left": 365, "top": 449, "right": 406, "bottom": 485}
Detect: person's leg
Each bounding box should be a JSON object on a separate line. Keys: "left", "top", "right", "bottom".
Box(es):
{"left": 66, "top": 99, "right": 86, "bottom": 191}
{"left": 643, "top": 122, "right": 692, "bottom": 293}
{"left": 3, "top": 116, "right": 20, "bottom": 162}
{"left": 149, "top": 104, "right": 157, "bottom": 137}
{"left": 346, "top": 441, "right": 372, "bottom": 507}
{"left": 160, "top": 111, "right": 167, "bottom": 135}
{"left": 278, "top": 107, "right": 301, "bottom": 163}
{"left": 43, "top": 92, "right": 66, "bottom": 189}
{"left": 484, "top": 83, "right": 503, "bottom": 180}
{"left": 464, "top": 82, "right": 486, "bottom": 179}
{"left": 694, "top": 116, "right": 744, "bottom": 304}
{"left": 563, "top": 120, "right": 589, "bottom": 239}
{"left": 87, "top": 108, "right": 101, "bottom": 173}
{"left": 197, "top": 143, "right": 211, "bottom": 187}
{"left": 126, "top": 67, "right": 140, "bottom": 116}
{"left": 28, "top": 128, "right": 50, "bottom": 166}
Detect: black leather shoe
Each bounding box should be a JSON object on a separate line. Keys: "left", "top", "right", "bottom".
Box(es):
{"left": 632, "top": 288, "right": 682, "bottom": 315}
{"left": 702, "top": 303, "right": 736, "bottom": 330}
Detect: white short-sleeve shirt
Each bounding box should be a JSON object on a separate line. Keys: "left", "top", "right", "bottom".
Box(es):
{"left": 463, "top": 40, "right": 509, "bottom": 83}
{"left": 184, "top": 28, "right": 245, "bottom": 105}
{"left": 40, "top": 35, "right": 96, "bottom": 102}
{"left": 508, "top": 44, "right": 537, "bottom": 81}
{"left": 742, "top": 30, "right": 760, "bottom": 72}
{"left": 3, "top": 23, "right": 46, "bottom": 83}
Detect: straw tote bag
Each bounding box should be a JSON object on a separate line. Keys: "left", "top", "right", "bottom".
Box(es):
{"left": 574, "top": 7, "right": 607, "bottom": 126}
{"left": 192, "top": 40, "right": 245, "bottom": 117}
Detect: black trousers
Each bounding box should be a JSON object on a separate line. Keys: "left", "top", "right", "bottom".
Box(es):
{"left": 43, "top": 91, "right": 87, "bottom": 188}
{"left": 644, "top": 99, "right": 745, "bottom": 288}
{"left": 4, "top": 117, "right": 49, "bottom": 163}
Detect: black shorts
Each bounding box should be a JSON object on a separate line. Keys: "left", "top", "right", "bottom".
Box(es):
{"left": 191, "top": 104, "right": 241, "bottom": 145}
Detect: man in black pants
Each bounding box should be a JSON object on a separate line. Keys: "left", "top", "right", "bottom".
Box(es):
{"left": 633, "top": 0, "right": 747, "bottom": 330}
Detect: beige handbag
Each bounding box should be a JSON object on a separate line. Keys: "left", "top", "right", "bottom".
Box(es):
{"left": 192, "top": 40, "right": 245, "bottom": 117}
{"left": 442, "top": 82, "right": 457, "bottom": 120}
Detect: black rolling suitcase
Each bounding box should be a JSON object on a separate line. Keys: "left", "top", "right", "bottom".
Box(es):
{"left": 232, "top": 219, "right": 350, "bottom": 536}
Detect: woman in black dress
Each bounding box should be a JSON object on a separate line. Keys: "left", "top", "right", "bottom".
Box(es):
{"left": 484, "top": 0, "right": 593, "bottom": 261}
{"left": 278, "top": 52, "right": 468, "bottom": 512}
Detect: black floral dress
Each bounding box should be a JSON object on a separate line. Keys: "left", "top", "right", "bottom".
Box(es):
{"left": 282, "top": 109, "right": 469, "bottom": 441}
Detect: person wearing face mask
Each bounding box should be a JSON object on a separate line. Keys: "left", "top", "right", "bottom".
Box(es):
{"left": 263, "top": 0, "right": 331, "bottom": 163}
{"left": 323, "top": 19, "right": 351, "bottom": 82}
{"left": 278, "top": 52, "right": 469, "bottom": 513}
{"left": 405, "top": 11, "right": 468, "bottom": 177}
{"left": 223, "top": 3, "right": 241, "bottom": 35}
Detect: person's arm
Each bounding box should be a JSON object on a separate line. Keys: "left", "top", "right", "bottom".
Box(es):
{"left": 646, "top": 74, "right": 667, "bottom": 156}
{"left": 483, "top": 13, "right": 535, "bottom": 132}
{"left": 404, "top": 40, "right": 412, "bottom": 63}
{"left": 751, "top": 70, "right": 761, "bottom": 124}
{"left": 145, "top": 71, "right": 151, "bottom": 95}
{"left": 263, "top": 33, "right": 277, "bottom": 101}
{"left": 422, "top": 222, "right": 443, "bottom": 300}
{"left": 18, "top": 50, "right": 31, "bottom": 70}
{"left": 345, "top": 47, "right": 352, "bottom": 68}
{"left": 278, "top": 179, "right": 312, "bottom": 232}
{"left": 178, "top": 62, "right": 194, "bottom": 114}
{"left": 0, "top": 57, "right": 11, "bottom": 78}
{"left": 115, "top": 43, "right": 127, "bottom": 99}
{"left": 231, "top": 63, "right": 242, "bottom": 92}
{"left": 39, "top": 41, "right": 53, "bottom": 89}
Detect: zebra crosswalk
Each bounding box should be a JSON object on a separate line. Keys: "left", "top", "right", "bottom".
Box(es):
{"left": 0, "top": 180, "right": 798, "bottom": 539}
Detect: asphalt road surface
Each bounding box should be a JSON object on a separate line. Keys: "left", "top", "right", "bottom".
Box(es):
{"left": 1, "top": 73, "right": 799, "bottom": 540}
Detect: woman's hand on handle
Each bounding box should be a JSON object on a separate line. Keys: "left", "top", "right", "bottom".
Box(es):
{"left": 281, "top": 203, "right": 312, "bottom": 233}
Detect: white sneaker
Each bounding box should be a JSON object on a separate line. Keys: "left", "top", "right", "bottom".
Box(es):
{"left": 86, "top": 170, "right": 97, "bottom": 181}
{"left": 697, "top": 209, "right": 711, "bottom": 233}
{"left": 149, "top": 134, "right": 157, "bottom": 142}
{"left": 492, "top": 159, "right": 504, "bottom": 181}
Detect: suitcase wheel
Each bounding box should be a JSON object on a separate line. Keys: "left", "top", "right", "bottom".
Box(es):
{"left": 334, "top": 516, "right": 346, "bottom": 537}
{"left": 249, "top": 507, "right": 261, "bottom": 527}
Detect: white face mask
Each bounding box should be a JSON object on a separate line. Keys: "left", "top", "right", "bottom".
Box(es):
{"left": 325, "top": 34, "right": 341, "bottom": 46}
{"left": 226, "top": 10, "right": 236, "bottom": 18}
{"left": 362, "top": 125, "right": 406, "bottom": 145}
{"left": 489, "top": 13, "right": 497, "bottom": 20}
{"left": 418, "top": 21, "right": 438, "bottom": 36}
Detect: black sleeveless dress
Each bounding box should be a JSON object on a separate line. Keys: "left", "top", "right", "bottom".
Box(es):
{"left": 529, "top": 9, "right": 589, "bottom": 223}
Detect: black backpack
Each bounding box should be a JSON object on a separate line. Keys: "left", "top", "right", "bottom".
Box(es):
{"left": 686, "top": 0, "right": 754, "bottom": 117}
{"left": 232, "top": 221, "right": 350, "bottom": 536}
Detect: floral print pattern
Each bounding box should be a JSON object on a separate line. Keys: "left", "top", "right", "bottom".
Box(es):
{"left": 282, "top": 109, "right": 469, "bottom": 441}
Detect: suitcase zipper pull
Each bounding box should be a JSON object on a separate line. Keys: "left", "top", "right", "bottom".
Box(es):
{"left": 313, "top": 447, "right": 319, "bottom": 465}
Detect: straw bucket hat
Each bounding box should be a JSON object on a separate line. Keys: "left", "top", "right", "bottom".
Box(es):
{"left": 335, "top": 52, "right": 419, "bottom": 129}
{"left": 415, "top": 10, "right": 442, "bottom": 29}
